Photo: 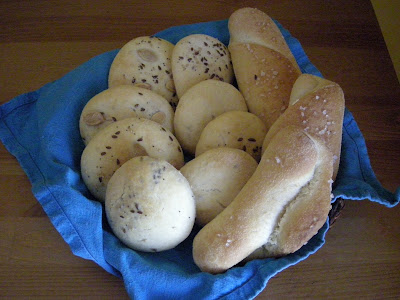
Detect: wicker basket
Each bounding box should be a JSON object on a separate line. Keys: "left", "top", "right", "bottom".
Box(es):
{"left": 328, "top": 198, "right": 345, "bottom": 226}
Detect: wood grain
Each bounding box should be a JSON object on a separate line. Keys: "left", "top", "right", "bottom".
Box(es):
{"left": 1, "top": 0, "right": 399, "bottom": 298}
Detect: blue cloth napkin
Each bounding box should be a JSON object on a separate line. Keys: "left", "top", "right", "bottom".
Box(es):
{"left": 1, "top": 19, "right": 399, "bottom": 300}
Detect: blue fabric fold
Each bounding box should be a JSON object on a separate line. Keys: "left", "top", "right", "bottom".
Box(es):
{"left": 0, "top": 19, "right": 398, "bottom": 300}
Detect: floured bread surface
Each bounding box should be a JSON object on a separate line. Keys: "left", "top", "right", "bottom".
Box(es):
{"left": 79, "top": 85, "right": 174, "bottom": 145}
{"left": 171, "top": 34, "right": 234, "bottom": 98}
{"left": 180, "top": 148, "right": 257, "bottom": 227}
{"left": 81, "top": 117, "right": 184, "bottom": 202}
{"left": 195, "top": 111, "right": 267, "bottom": 161}
{"left": 192, "top": 126, "right": 332, "bottom": 273}
{"left": 262, "top": 74, "right": 345, "bottom": 179}
{"left": 228, "top": 43, "right": 300, "bottom": 130}
{"left": 228, "top": 7, "right": 300, "bottom": 72}
{"left": 228, "top": 7, "right": 301, "bottom": 130}
{"left": 108, "top": 36, "right": 178, "bottom": 108}
{"left": 105, "top": 156, "right": 195, "bottom": 252}
{"left": 173, "top": 80, "right": 247, "bottom": 155}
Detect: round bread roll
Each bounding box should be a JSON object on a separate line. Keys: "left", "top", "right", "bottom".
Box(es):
{"left": 180, "top": 148, "right": 257, "bottom": 227}
{"left": 79, "top": 85, "right": 174, "bottom": 145}
{"left": 108, "top": 36, "right": 178, "bottom": 108}
{"left": 195, "top": 111, "right": 267, "bottom": 161}
{"left": 105, "top": 156, "right": 196, "bottom": 252}
{"left": 81, "top": 117, "right": 184, "bottom": 202}
{"left": 171, "top": 34, "right": 234, "bottom": 98}
{"left": 174, "top": 80, "right": 247, "bottom": 155}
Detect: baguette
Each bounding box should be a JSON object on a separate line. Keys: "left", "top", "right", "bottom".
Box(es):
{"left": 261, "top": 74, "right": 345, "bottom": 179}
{"left": 192, "top": 126, "right": 333, "bottom": 273}
{"left": 228, "top": 7, "right": 301, "bottom": 130}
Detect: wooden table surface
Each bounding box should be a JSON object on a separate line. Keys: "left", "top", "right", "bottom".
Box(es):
{"left": 1, "top": 0, "right": 399, "bottom": 298}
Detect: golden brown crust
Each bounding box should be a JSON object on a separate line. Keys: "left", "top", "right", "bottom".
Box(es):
{"left": 261, "top": 74, "right": 345, "bottom": 179}
{"left": 228, "top": 7, "right": 301, "bottom": 130}
{"left": 192, "top": 126, "right": 332, "bottom": 273}
{"left": 229, "top": 43, "right": 300, "bottom": 129}
{"left": 228, "top": 7, "right": 300, "bottom": 71}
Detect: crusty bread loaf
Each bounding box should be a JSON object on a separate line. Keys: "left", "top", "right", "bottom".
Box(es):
{"left": 228, "top": 7, "right": 301, "bottom": 130}
{"left": 262, "top": 74, "right": 345, "bottom": 179}
{"left": 192, "top": 126, "right": 333, "bottom": 273}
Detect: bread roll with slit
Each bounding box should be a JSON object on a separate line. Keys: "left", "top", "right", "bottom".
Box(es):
{"left": 192, "top": 126, "right": 333, "bottom": 273}
{"left": 228, "top": 7, "right": 301, "bottom": 130}
{"left": 262, "top": 74, "right": 345, "bottom": 179}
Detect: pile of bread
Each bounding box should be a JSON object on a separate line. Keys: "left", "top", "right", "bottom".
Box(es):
{"left": 79, "top": 7, "right": 345, "bottom": 274}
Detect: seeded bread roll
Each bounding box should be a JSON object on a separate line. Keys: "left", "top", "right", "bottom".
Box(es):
{"left": 228, "top": 7, "right": 301, "bottom": 130}
{"left": 195, "top": 111, "right": 267, "bottom": 161}
{"left": 192, "top": 126, "right": 333, "bottom": 273}
{"left": 180, "top": 148, "right": 258, "bottom": 227}
{"left": 105, "top": 156, "right": 195, "bottom": 252}
{"left": 81, "top": 117, "right": 184, "bottom": 202}
{"left": 79, "top": 85, "right": 174, "bottom": 145}
{"left": 171, "top": 34, "right": 234, "bottom": 98}
{"left": 174, "top": 80, "right": 247, "bottom": 155}
{"left": 108, "top": 36, "right": 178, "bottom": 108}
{"left": 262, "top": 74, "right": 345, "bottom": 179}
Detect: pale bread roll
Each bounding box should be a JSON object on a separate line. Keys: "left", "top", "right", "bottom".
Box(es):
{"left": 108, "top": 36, "right": 178, "bottom": 108}
{"left": 81, "top": 117, "right": 184, "bottom": 202}
{"left": 173, "top": 80, "right": 247, "bottom": 155}
{"left": 79, "top": 85, "right": 174, "bottom": 145}
{"left": 228, "top": 7, "right": 301, "bottom": 130}
{"left": 195, "top": 111, "right": 267, "bottom": 161}
{"left": 105, "top": 156, "right": 195, "bottom": 252}
{"left": 171, "top": 34, "right": 234, "bottom": 98}
{"left": 192, "top": 126, "right": 333, "bottom": 273}
{"left": 180, "top": 148, "right": 258, "bottom": 227}
{"left": 262, "top": 74, "right": 345, "bottom": 179}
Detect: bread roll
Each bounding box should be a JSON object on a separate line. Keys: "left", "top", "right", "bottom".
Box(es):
{"left": 180, "top": 148, "right": 258, "bottom": 226}
{"left": 81, "top": 117, "right": 184, "bottom": 202}
{"left": 173, "top": 80, "right": 247, "bottom": 155}
{"left": 195, "top": 111, "right": 267, "bottom": 161}
{"left": 108, "top": 36, "right": 178, "bottom": 108}
{"left": 262, "top": 74, "right": 345, "bottom": 179}
{"left": 192, "top": 126, "right": 333, "bottom": 273}
{"left": 228, "top": 7, "right": 301, "bottom": 130}
{"left": 79, "top": 85, "right": 174, "bottom": 145}
{"left": 171, "top": 34, "right": 234, "bottom": 98}
{"left": 105, "top": 156, "right": 195, "bottom": 252}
